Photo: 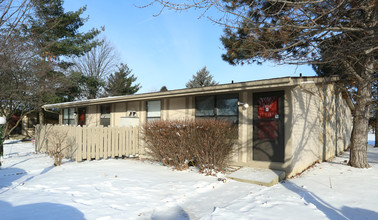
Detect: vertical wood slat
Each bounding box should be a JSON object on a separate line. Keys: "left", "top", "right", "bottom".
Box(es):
{"left": 123, "top": 127, "right": 128, "bottom": 156}
{"left": 107, "top": 127, "right": 112, "bottom": 158}
{"left": 128, "top": 127, "right": 132, "bottom": 155}
{"left": 123, "top": 127, "right": 127, "bottom": 157}
{"left": 136, "top": 126, "right": 140, "bottom": 155}
{"left": 133, "top": 126, "right": 137, "bottom": 155}
{"left": 115, "top": 127, "right": 119, "bottom": 157}
{"left": 82, "top": 125, "right": 87, "bottom": 160}
{"left": 91, "top": 127, "right": 97, "bottom": 159}
{"left": 99, "top": 125, "right": 104, "bottom": 159}
{"left": 76, "top": 126, "right": 82, "bottom": 162}
{"left": 35, "top": 124, "right": 140, "bottom": 161}
{"left": 95, "top": 126, "right": 100, "bottom": 160}
{"left": 129, "top": 127, "right": 133, "bottom": 156}
{"left": 87, "top": 127, "right": 92, "bottom": 160}
{"left": 120, "top": 127, "right": 125, "bottom": 157}
{"left": 103, "top": 127, "right": 107, "bottom": 158}
{"left": 125, "top": 127, "right": 129, "bottom": 156}
{"left": 134, "top": 126, "right": 139, "bottom": 155}
{"left": 111, "top": 127, "right": 116, "bottom": 158}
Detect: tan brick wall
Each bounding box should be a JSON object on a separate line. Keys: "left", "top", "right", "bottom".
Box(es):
{"left": 289, "top": 83, "right": 322, "bottom": 176}
{"left": 288, "top": 82, "right": 352, "bottom": 177}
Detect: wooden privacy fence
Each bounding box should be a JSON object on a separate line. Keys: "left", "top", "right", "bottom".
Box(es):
{"left": 35, "top": 124, "right": 141, "bottom": 162}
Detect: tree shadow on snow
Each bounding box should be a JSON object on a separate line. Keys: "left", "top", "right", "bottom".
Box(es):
{"left": 283, "top": 181, "right": 378, "bottom": 220}
{"left": 0, "top": 200, "right": 85, "bottom": 220}
{"left": 0, "top": 165, "right": 54, "bottom": 194}
{"left": 0, "top": 167, "right": 27, "bottom": 189}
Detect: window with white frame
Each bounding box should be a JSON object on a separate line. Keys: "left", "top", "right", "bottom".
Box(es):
{"left": 146, "top": 100, "right": 161, "bottom": 121}
{"left": 62, "top": 108, "right": 75, "bottom": 125}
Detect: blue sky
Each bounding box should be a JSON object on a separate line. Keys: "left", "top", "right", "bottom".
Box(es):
{"left": 64, "top": 0, "right": 316, "bottom": 93}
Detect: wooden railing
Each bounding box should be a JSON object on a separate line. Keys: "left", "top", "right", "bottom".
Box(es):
{"left": 35, "top": 124, "right": 141, "bottom": 162}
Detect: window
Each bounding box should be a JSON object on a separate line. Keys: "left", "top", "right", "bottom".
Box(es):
{"left": 63, "top": 108, "right": 75, "bottom": 125}
{"left": 100, "top": 104, "right": 111, "bottom": 127}
{"left": 146, "top": 100, "right": 161, "bottom": 121}
{"left": 195, "top": 94, "right": 238, "bottom": 124}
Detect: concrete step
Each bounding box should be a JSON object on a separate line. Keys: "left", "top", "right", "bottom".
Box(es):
{"left": 226, "top": 167, "right": 285, "bottom": 187}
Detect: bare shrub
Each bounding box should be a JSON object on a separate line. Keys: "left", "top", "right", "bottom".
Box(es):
{"left": 142, "top": 120, "right": 193, "bottom": 170}
{"left": 48, "top": 130, "right": 73, "bottom": 166}
{"left": 142, "top": 119, "right": 238, "bottom": 174}
{"left": 190, "top": 119, "right": 238, "bottom": 174}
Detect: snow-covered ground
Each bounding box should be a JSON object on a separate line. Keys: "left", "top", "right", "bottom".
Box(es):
{"left": 0, "top": 135, "right": 377, "bottom": 220}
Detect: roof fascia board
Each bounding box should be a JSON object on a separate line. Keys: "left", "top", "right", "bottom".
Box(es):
{"left": 43, "top": 76, "right": 337, "bottom": 109}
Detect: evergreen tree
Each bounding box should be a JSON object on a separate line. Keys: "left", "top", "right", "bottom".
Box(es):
{"left": 160, "top": 86, "right": 168, "bottom": 92}
{"left": 25, "top": 0, "right": 101, "bottom": 122}
{"left": 105, "top": 63, "right": 141, "bottom": 96}
{"left": 186, "top": 66, "right": 218, "bottom": 88}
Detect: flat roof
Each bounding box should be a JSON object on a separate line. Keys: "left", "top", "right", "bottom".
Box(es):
{"left": 43, "top": 76, "right": 333, "bottom": 109}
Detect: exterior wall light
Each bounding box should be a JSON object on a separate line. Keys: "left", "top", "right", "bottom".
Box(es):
{"left": 237, "top": 101, "right": 249, "bottom": 109}
{"left": 0, "top": 116, "right": 5, "bottom": 125}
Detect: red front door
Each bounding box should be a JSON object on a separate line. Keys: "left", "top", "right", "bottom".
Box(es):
{"left": 253, "top": 91, "right": 284, "bottom": 162}
{"left": 78, "top": 107, "right": 86, "bottom": 126}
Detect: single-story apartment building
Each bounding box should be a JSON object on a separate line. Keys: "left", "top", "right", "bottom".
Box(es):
{"left": 42, "top": 76, "right": 353, "bottom": 177}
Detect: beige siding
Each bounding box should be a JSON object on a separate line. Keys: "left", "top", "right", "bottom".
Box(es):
{"left": 287, "top": 82, "right": 352, "bottom": 177}
{"left": 186, "top": 96, "right": 195, "bottom": 119}
{"left": 237, "top": 91, "right": 249, "bottom": 163}
{"left": 167, "top": 97, "right": 187, "bottom": 120}
{"left": 113, "top": 102, "right": 127, "bottom": 127}
{"left": 86, "top": 105, "right": 98, "bottom": 127}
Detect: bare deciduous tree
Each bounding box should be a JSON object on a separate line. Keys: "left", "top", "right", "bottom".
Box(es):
{"left": 71, "top": 37, "right": 120, "bottom": 99}
{"left": 0, "top": 30, "right": 38, "bottom": 138}
{"left": 0, "top": 0, "right": 33, "bottom": 53}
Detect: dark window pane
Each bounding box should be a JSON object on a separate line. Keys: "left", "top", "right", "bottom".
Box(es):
{"left": 196, "top": 96, "right": 215, "bottom": 116}
{"left": 101, "top": 105, "right": 111, "bottom": 119}
{"left": 63, "top": 108, "right": 75, "bottom": 125}
{"left": 63, "top": 108, "right": 68, "bottom": 119}
{"left": 68, "top": 108, "right": 75, "bottom": 120}
{"left": 217, "top": 94, "right": 238, "bottom": 116}
{"left": 100, "top": 118, "right": 110, "bottom": 127}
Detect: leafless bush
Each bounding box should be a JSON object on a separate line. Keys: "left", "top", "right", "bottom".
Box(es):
{"left": 190, "top": 119, "right": 238, "bottom": 174}
{"left": 48, "top": 130, "right": 73, "bottom": 166}
{"left": 142, "top": 119, "right": 238, "bottom": 174}
{"left": 142, "top": 120, "right": 192, "bottom": 170}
